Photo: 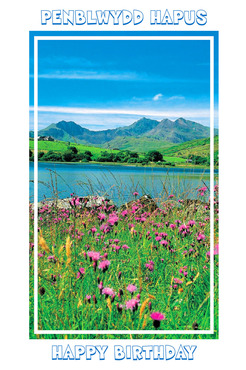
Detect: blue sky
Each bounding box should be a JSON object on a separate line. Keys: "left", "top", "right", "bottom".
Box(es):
{"left": 30, "top": 39, "right": 218, "bottom": 130}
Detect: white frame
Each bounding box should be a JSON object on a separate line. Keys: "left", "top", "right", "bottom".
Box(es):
{"left": 33, "top": 35, "right": 215, "bottom": 335}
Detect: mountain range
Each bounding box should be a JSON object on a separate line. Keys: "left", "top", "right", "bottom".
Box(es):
{"left": 32, "top": 117, "right": 218, "bottom": 150}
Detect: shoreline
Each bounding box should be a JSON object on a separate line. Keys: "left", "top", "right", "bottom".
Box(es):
{"left": 29, "top": 160, "right": 218, "bottom": 171}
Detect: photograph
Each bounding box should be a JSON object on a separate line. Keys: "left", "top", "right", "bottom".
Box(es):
{"left": 29, "top": 35, "right": 219, "bottom": 338}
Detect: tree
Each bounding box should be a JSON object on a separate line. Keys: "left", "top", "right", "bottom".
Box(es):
{"left": 127, "top": 157, "right": 138, "bottom": 163}
{"left": 29, "top": 149, "right": 34, "bottom": 161}
{"left": 145, "top": 150, "right": 163, "bottom": 162}
{"left": 42, "top": 150, "right": 63, "bottom": 162}
{"left": 68, "top": 146, "right": 78, "bottom": 154}
{"left": 62, "top": 150, "right": 75, "bottom": 162}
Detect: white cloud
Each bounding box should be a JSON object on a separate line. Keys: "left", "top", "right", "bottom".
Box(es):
{"left": 29, "top": 106, "right": 219, "bottom": 130}
{"left": 167, "top": 95, "right": 185, "bottom": 101}
{"left": 36, "top": 70, "right": 142, "bottom": 81}
{"left": 30, "top": 105, "right": 212, "bottom": 118}
{"left": 153, "top": 93, "right": 163, "bottom": 101}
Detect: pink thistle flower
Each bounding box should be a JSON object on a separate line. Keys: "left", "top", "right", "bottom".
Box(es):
{"left": 87, "top": 251, "right": 101, "bottom": 261}
{"left": 102, "top": 287, "right": 114, "bottom": 298}
{"left": 150, "top": 311, "right": 165, "bottom": 321}
{"left": 150, "top": 312, "right": 166, "bottom": 329}
{"left": 75, "top": 198, "right": 80, "bottom": 206}
{"left": 197, "top": 233, "right": 205, "bottom": 242}
{"left": 133, "top": 191, "right": 139, "bottom": 196}
{"left": 98, "top": 260, "right": 111, "bottom": 272}
{"left": 93, "top": 261, "right": 97, "bottom": 272}
{"left": 131, "top": 205, "right": 139, "bottom": 213}
{"left": 85, "top": 295, "right": 91, "bottom": 303}
{"left": 206, "top": 243, "right": 219, "bottom": 257}
{"left": 125, "top": 298, "right": 139, "bottom": 312}
{"left": 127, "top": 284, "right": 137, "bottom": 294}
{"left": 122, "top": 244, "right": 130, "bottom": 250}
{"left": 214, "top": 243, "right": 219, "bottom": 255}
{"left": 174, "top": 220, "right": 182, "bottom": 225}
{"left": 38, "top": 252, "right": 45, "bottom": 258}
{"left": 145, "top": 260, "right": 154, "bottom": 272}
{"left": 160, "top": 240, "right": 168, "bottom": 246}
{"left": 93, "top": 294, "right": 97, "bottom": 304}
{"left": 98, "top": 281, "right": 104, "bottom": 293}
{"left": 47, "top": 255, "right": 56, "bottom": 262}
{"left": 76, "top": 267, "right": 85, "bottom": 279}
{"left": 173, "top": 278, "right": 183, "bottom": 284}
{"left": 108, "top": 214, "right": 119, "bottom": 226}
{"left": 114, "top": 245, "right": 121, "bottom": 253}
{"left": 98, "top": 213, "right": 106, "bottom": 221}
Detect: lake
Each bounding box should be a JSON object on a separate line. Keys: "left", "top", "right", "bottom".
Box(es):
{"left": 29, "top": 162, "right": 217, "bottom": 204}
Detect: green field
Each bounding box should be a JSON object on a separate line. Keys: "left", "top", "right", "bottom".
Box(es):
{"left": 30, "top": 135, "right": 218, "bottom": 167}
{"left": 29, "top": 139, "right": 120, "bottom": 158}
{"left": 29, "top": 139, "right": 187, "bottom": 165}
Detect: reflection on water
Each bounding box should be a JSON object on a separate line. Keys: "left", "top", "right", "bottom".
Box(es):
{"left": 29, "top": 162, "right": 217, "bottom": 204}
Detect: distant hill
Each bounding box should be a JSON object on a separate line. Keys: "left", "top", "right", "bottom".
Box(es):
{"left": 36, "top": 118, "right": 218, "bottom": 151}
{"left": 161, "top": 135, "right": 219, "bottom": 158}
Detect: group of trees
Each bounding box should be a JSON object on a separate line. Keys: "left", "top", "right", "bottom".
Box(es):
{"left": 29, "top": 147, "right": 175, "bottom": 166}
{"left": 188, "top": 151, "right": 219, "bottom": 166}
{"left": 97, "top": 150, "right": 173, "bottom": 166}
{"left": 97, "top": 150, "right": 140, "bottom": 163}
{"left": 29, "top": 146, "right": 93, "bottom": 163}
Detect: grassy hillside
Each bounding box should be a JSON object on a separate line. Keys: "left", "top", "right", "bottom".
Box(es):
{"left": 161, "top": 136, "right": 219, "bottom": 159}
{"left": 29, "top": 139, "right": 120, "bottom": 159}
{"left": 100, "top": 137, "right": 173, "bottom": 153}
{"left": 29, "top": 136, "right": 218, "bottom": 166}
{"left": 29, "top": 139, "right": 187, "bottom": 165}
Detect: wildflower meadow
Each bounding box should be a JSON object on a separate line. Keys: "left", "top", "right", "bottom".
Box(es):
{"left": 29, "top": 183, "right": 219, "bottom": 339}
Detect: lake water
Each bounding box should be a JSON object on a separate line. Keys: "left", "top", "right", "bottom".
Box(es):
{"left": 29, "top": 162, "right": 217, "bottom": 204}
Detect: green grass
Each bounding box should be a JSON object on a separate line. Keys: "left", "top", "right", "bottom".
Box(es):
{"left": 29, "top": 139, "right": 120, "bottom": 159}
{"left": 162, "top": 156, "right": 187, "bottom": 164}
{"left": 29, "top": 139, "right": 188, "bottom": 166}
{"left": 29, "top": 185, "right": 219, "bottom": 339}
{"left": 30, "top": 136, "right": 218, "bottom": 167}
{"left": 161, "top": 136, "right": 219, "bottom": 159}
{"left": 100, "top": 137, "right": 173, "bottom": 153}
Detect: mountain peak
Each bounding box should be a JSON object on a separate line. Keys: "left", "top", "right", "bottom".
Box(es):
{"left": 38, "top": 117, "right": 215, "bottom": 146}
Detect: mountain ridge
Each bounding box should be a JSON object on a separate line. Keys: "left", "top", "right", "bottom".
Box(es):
{"left": 36, "top": 117, "right": 218, "bottom": 148}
